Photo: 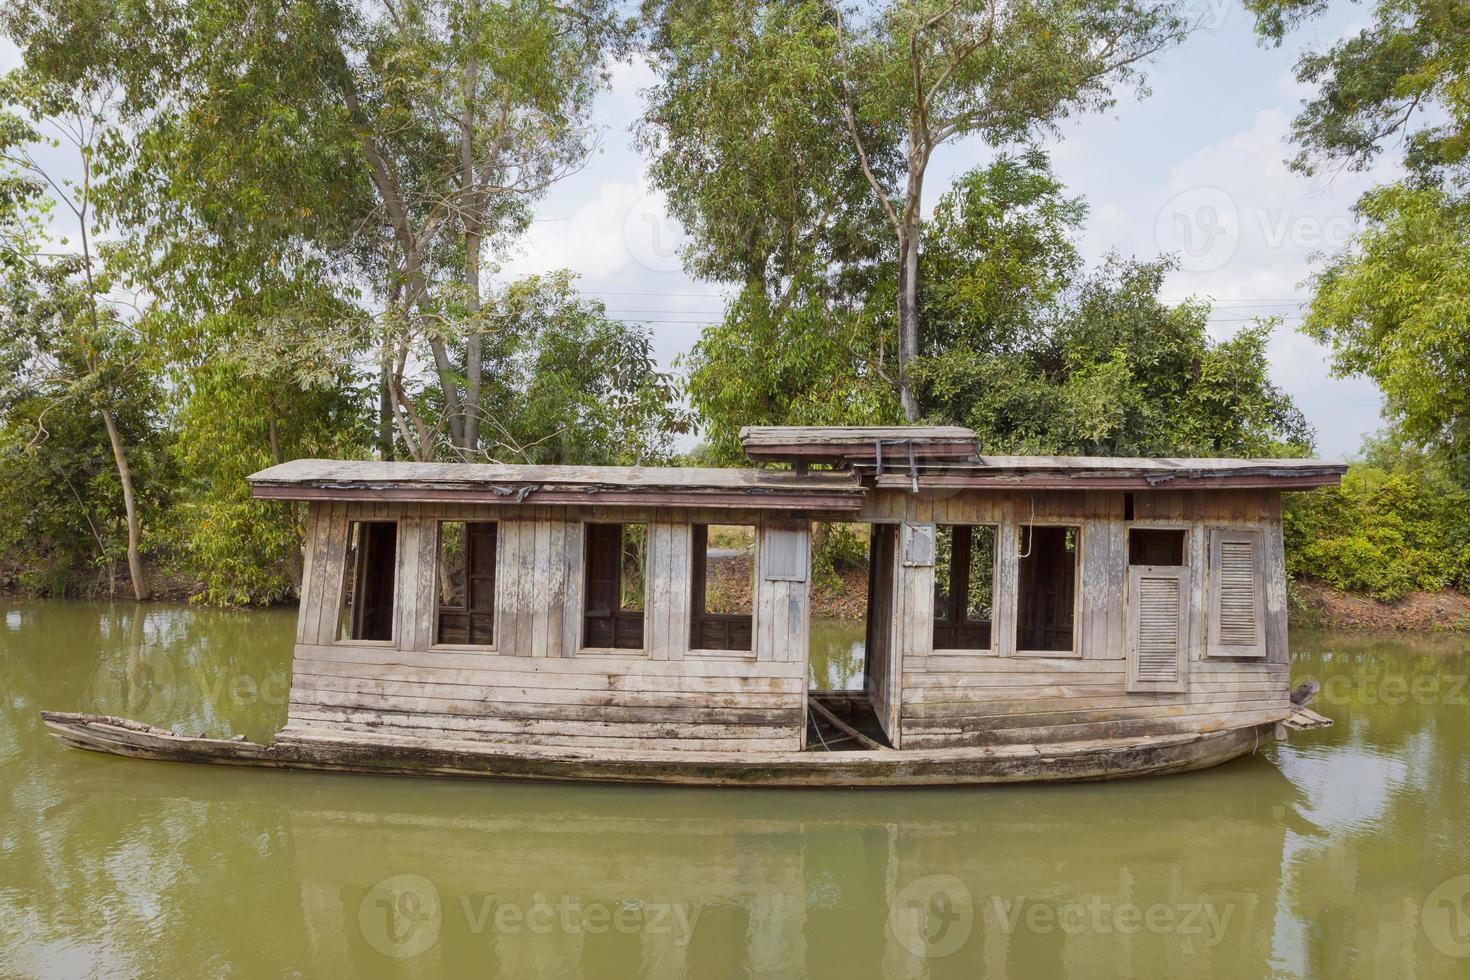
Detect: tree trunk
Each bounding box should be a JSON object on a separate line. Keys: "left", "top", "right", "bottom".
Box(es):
{"left": 460, "top": 2, "right": 483, "bottom": 456}
{"left": 896, "top": 225, "right": 921, "bottom": 422}
{"left": 378, "top": 367, "right": 395, "bottom": 459}
{"left": 101, "top": 406, "right": 148, "bottom": 601}
{"left": 895, "top": 148, "right": 926, "bottom": 423}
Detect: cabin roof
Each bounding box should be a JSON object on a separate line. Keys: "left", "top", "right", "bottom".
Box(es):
{"left": 739, "top": 425, "right": 1345, "bottom": 489}
{"left": 867, "top": 455, "right": 1347, "bottom": 490}
{"left": 248, "top": 459, "right": 866, "bottom": 510}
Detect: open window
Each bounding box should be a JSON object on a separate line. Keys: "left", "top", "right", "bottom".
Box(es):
{"left": 435, "top": 521, "right": 497, "bottom": 645}
{"left": 338, "top": 521, "right": 398, "bottom": 642}
{"left": 690, "top": 524, "right": 754, "bottom": 651}
{"left": 583, "top": 523, "right": 646, "bottom": 650}
{"left": 1129, "top": 527, "right": 1185, "bottom": 566}
{"left": 933, "top": 524, "right": 996, "bottom": 650}
{"left": 1016, "top": 525, "right": 1078, "bottom": 653}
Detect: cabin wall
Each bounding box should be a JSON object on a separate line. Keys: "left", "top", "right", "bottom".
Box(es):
{"left": 858, "top": 487, "right": 1291, "bottom": 748}
{"left": 285, "top": 501, "right": 817, "bottom": 752}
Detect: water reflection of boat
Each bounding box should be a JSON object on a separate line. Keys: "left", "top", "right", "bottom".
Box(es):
{"left": 44, "top": 426, "right": 1344, "bottom": 787}
{"left": 38, "top": 752, "right": 1307, "bottom": 975}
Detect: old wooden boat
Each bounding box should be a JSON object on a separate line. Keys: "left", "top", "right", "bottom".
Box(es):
{"left": 43, "top": 426, "right": 1344, "bottom": 786}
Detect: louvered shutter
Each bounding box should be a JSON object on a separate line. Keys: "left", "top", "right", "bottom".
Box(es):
{"left": 1208, "top": 528, "right": 1266, "bottom": 658}
{"left": 1127, "top": 566, "right": 1188, "bottom": 692}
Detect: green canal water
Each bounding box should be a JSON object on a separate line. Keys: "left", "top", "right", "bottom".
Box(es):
{"left": 3, "top": 599, "right": 1469, "bottom": 978}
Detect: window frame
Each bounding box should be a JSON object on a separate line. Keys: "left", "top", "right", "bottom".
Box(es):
{"left": 688, "top": 522, "right": 758, "bottom": 656}
{"left": 1012, "top": 522, "right": 1084, "bottom": 659}
{"left": 578, "top": 521, "right": 649, "bottom": 654}
{"left": 931, "top": 523, "right": 1000, "bottom": 655}
{"left": 1127, "top": 524, "right": 1189, "bottom": 568}
{"left": 334, "top": 518, "right": 401, "bottom": 647}
{"left": 430, "top": 520, "right": 500, "bottom": 651}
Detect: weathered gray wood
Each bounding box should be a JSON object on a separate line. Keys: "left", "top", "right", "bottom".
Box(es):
{"left": 41, "top": 711, "right": 1283, "bottom": 786}
{"left": 316, "top": 504, "right": 350, "bottom": 645}
{"left": 759, "top": 521, "right": 809, "bottom": 582}
{"left": 646, "top": 519, "right": 688, "bottom": 661}
{"left": 1207, "top": 527, "right": 1267, "bottom": 658}
{"left": 292, "top": 674, "right": 801, "bottom": 709}
{"left": 1125, "top": 565, "right": 1189, "bottom": 693}
{"left": 1262, "top": 495, "right": 1289, "bottom": 664}
{"left": 900, "top": 522, "right": 935, "bottom": 567}
{"left": 295, "top": 505, "right": 320, "bottom": 644}
{"left": 291, "top": 686, "right": 805, "bottom": 725}
{"left": 560, "top": 520, "right": 580, "bottom": 656}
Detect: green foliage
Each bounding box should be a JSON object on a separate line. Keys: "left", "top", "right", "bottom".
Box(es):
{"left": 811, "top": 522, "right": 869, "bottom": 594}
{"left": 475, "top": 273, "right": 693, "bottom": 465}
{"left": 687, "top": 149, "right": 1314, "bottom": 461}
{"left": 0, "top": 395, "right": 170, "bottom": 596}
{"left": 1303, "top": 184, "right": 1470, "bottom": 481}
{"left": 0, "top": 260, "right": 172, "bottom": 595}
{"left": 163, "top": 363, "right": 372, "bottom": 606}
{"left": 639, "top": 0, "right": 893, "bottom": 291}
{"left": 683, "top": 279, "right": 901, "bottom": 463}
{"left": 1285, "top": 445, "right": 1470, "bottom": 601}
{"left": 1248, "top": 0, "right": 1470, "bottom": 482}
{"left": 1246, "top": 0, "right": 1469, "bottom": 183}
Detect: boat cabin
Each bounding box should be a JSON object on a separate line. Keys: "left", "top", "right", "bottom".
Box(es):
{"left": 243, "top": 427, "right": 1344, "bottom": 758}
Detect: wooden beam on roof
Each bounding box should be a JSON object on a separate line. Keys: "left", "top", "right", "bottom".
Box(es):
{"left": 740, "top": 425, "right": 980, "bottom": 463}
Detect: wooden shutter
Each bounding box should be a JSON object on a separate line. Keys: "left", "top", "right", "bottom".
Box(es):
{"left": 1208, "top": 528, "right": 1266, "bottom": 658}
{"left": 901, "top": 523, "right": 935, "bottom": 567}
{"left": 760, "top": 522, "right": 809, "bottom": 582}
{"left": 1127, "top": 566, "right": 1188, "bottom": 692}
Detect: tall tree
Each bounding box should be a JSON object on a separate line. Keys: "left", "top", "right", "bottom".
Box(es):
{"left": 686, "top": 150, "right": 1313, "bottom": 458}
{"left": 912, "top": 155, "right": 1312, "bottom": 455}
{"left": 0, "top": 74, "right": 155, "bottom": 598}
{"left": 1247, "top": 0, "right": 1470, "bottom": 478}
{"left": 644, "top": 0, "right": 1189, "bottom": 419}
{"left": 11, "top": 0, "right": 628, "bottom": 460}
{"left": 826, "top": 0, "right": 1187, "bottom": 418}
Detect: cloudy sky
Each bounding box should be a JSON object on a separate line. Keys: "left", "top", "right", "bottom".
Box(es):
{"left": 5, "top": 2, "right": 1390, "bottom": 458}
{"left": 497, "top": 2, "right": 1389, "bottom": 459}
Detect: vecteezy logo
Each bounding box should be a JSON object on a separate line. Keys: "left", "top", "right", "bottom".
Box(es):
{"left": 1154, "top": 186, "right": 1240, "bottom": 273}
{"left": 622, "top": 191, "right": 688, "bottom": 274}
{"left": 359, "top": 874, "right": 442, "bottom": 959}
{"left": 88, "top": 650, "right": 178, "bottom": 715}
{"left": 888, "top": 874, "right": 974, "bottom": 959}
{"left": 1424, "top": 875, "right": 1470, "bottom": 958}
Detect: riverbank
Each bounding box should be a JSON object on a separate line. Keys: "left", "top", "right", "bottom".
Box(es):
{"left": 1290, "top": 579, "right": 1470, "bottom": 632}
{"left": 0, "top": 558, "right": 201, "bottom": 604}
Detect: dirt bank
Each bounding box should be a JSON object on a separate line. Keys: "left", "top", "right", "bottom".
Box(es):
{"left": 0, "top": 559, "right": 201, "bottom": 603}
{"left": 1291, "top": 579, "right": 1470, "bottom": 632}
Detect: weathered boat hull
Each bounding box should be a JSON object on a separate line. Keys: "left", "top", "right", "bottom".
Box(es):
{"left": 40, "top": 711, "right": 1276, "bottom": 787}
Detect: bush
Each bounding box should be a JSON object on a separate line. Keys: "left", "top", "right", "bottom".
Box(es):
{"left": 1285, "top": 449, "right": 1470, "bottom": 601}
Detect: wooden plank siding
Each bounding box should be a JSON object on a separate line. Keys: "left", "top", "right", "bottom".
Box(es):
{"left": 286, "top": 488, "right": 1291, "bottom": 755}
{"left": 286, "top": 502, "right": 810, "bottom": 751}
{"left": 859, "top": 487, "right": 1295, "bottom": 749}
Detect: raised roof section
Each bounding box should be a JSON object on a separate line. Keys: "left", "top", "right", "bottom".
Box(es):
{"left": 740, "top": 425, "right": 979, "bottom": 463}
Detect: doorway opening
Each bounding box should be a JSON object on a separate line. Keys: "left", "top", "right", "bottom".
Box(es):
{"left": 805, "top": 521, "right": 894, "bottom": 751}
